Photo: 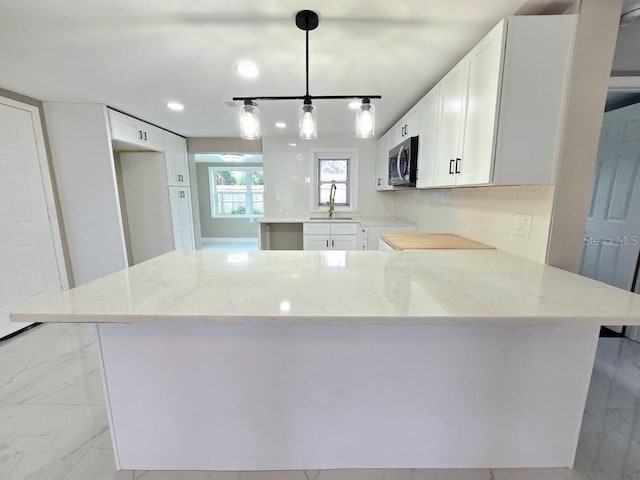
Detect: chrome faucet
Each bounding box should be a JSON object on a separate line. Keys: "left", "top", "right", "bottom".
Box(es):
{"left": 328, "top": 181, "right": 337, "bottom": 218}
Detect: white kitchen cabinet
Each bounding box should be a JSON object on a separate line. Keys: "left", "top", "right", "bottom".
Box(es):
{"left": 434, "top": 59, "right": 470, "bottom": 187}
{"left": 390, "top": 106, "right": 421, "bottom": 148}
{"left": 456, "top": 20, "right": 504, "bottom": 186}
{"left": 164, "top": 132, "right": 190, "bottom": 187}
{"left": 416, "top": 84, "right": 441, "bottom": 188}
{"left": 375, "top": 134, "right": 393, "bottom": 191}
{"left": 169, "top": 186, "right": 196, "bottom": 250}
{"left": 109, "top": 109, "right": 165, "bottom": 152}
{"left": 303, "top": 222, "right": 357, "bottom": 251}
{"left": 414, "top": 15, "right": 575, "bottom": 189}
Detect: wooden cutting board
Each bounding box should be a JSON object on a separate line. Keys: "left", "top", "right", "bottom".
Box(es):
{"left": 380, "top": 233, "right": 494, "bottom": 251}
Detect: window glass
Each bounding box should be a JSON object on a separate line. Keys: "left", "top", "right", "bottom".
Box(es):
{"left": 209, "top": 168, "right": 264, "bottom": 218}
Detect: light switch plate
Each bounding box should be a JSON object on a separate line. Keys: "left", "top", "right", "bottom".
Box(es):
{"left": 512, "top": 214, "right": 532, "bottom": 238}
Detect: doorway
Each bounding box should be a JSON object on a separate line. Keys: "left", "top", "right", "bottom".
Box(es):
{"left": 581, "top": 97, "right": 640, "bottom": 339}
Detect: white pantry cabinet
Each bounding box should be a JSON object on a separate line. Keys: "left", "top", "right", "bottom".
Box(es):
{"left": 168, "top": 186, "right": 196, "bottom": 250}
{"left": 109, "top": 109, "right": 165, "bottom": 152}
{"left": 303, "top": 222, "right": 358, "bottom": 251}
{"left": 164, "top": 133, "right": 190, "bottom": 187}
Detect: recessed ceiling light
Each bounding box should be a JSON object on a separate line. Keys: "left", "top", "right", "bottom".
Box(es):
{"left": 275, "top": 122, "right": 287, "bottom": 128}
{"left": 235, "top": 61, "right": 259, "bottom": 79}
{"left": 220, "top": 154, "right": 245, "bottom": 162}
{"left": 288, "top": 143, "right": 297, "bottom": 147}
{"left": 348, "top": 101, "right": 361, "bottom": 110}
{"left": 167, "top": 102, "right": 184, "bottom": 111}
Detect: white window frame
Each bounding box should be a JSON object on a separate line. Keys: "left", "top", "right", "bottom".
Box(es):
{"left": 310, "top": 149, "right": 359, "bottom": 212}
{"left": 208, "top": 166, "right": 264, "bottom": 219}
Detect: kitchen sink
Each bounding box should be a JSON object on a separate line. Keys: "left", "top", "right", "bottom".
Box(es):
{"left": 309, "top": 217, "right": 353, "bottom": 221}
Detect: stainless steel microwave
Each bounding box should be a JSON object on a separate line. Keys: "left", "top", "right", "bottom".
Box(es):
{"left": 388, "top": 136, "right": 418, "bottom": 187}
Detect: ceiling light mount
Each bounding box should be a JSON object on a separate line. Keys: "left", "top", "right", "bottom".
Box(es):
{"left": 232, "top": 9, "right": 381, "bottom": 140}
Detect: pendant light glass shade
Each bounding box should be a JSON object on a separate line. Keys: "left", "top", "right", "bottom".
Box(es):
{"left": 239, "top": 100, "right": 261, "bottom": 140}
{"left": 299, "top": 102, "right": 318, "bottom": 140}
{"left": 355, "top": 99, "right": 375, "bottom": 138}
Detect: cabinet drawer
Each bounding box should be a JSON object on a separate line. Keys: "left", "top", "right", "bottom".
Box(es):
{"left": 330, "top": 223, "right": 357, "bottom": 235}
{"left": 303, "top": 223, "right": 330, "bottom": 235}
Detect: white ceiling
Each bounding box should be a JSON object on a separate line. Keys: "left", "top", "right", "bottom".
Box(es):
{"left": 0, "top": 0, "right": 575, "bottom": 138}
{"left": 613, "top": 0, "right": 640, "bottom": 73}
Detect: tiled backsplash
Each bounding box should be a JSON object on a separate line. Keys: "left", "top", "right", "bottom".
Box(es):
{"left": 392, "top": 185, "right": 555, "bottom": 263}
{"left": 262, "top": 136, "right": 394, "bottom": 219}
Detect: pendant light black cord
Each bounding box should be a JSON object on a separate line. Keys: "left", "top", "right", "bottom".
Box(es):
{"left": 232, "top": 9, "right": 381, "bottom": 104}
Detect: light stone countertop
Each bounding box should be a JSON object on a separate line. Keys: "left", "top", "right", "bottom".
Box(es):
{"left": 10, "top": 249, "right": 640, "bottom": 326}
{"left": 258, "top": 216, "right": 415, "bottom": 226}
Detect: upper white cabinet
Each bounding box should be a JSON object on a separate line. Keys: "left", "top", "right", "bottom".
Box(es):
{"left": 109, "top": 109, "right": 165, "bottom": 152}
{"left": 375, "top": 134, "right": 393, "bottom": 191}
{"left": 164, "top": 132, "right": 190, "bottom": 187}
{"left": 389, "top": 106, "right": 421, "bottom": 148}
{"left": 416, "top": 85, "right": 441, "bottom": 189}
{"left": 377, "top": 15, "right": 576, "bottom": 190}
{"left": 435, "top": 20, "right": 504, "bottom": 187}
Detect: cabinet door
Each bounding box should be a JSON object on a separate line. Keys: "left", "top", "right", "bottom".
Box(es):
{"left": 416, "top": 85, "right": 441, "bottom": 189}
{"left": 109, "top": 109, "right": 143, "bottom": 146}
{"left": 457, "top": 21, "right": 505, "bottom": 186}
{"left": 179, "top": 188, "right": 195, "bottom": 250}
{"left": 165, "top": 132, "right": 190, "bottom": 187}
{"left": 330, "top": 235, "right": 357, "bottom": 251}
{"left": 108, "top": 109, "right": 164, "bottom": 152}
{"left": 434, "top": 60, "right": 468, "bottom": 187}
{"left": 303, "top": 235, "right": 330, "bottom": 250}
{"left": 168, "top": 186, "right": 195, "bottom": 250}
{"left": 376, "top": 134, "right": 393, "bottom": 191}
{"left": 405, "top": 106, "right": 421, "bottom": 138}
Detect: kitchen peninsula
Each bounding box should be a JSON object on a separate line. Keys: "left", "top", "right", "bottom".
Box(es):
{"left": 11, "top": 249, "right": 640, "bottom": 471}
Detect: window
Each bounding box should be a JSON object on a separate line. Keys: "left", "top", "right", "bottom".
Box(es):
{"left": 209, "top": 167, "right": 264, "bottom": 218}
{"left": 318, "top": 157, "right": 349, "bottom": 206}
{"left": 311, "top": 150, "right": 358, "bottom": 211}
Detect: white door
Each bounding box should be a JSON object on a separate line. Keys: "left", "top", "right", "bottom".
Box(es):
{"left": 434, "top": 60, "right": 468, "bottom": 187}
{"left": 0, "top": 99, "right": 66, "bottom": 338}
{"left": 457, "top": 21, "right": 504, "bottom": 186}
{"left": 581, "top": 102, "right": 640, "bottom": 334}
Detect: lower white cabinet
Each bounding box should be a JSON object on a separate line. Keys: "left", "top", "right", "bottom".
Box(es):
{"left": 303, "top": 222, "right": 358, "bottom": 251}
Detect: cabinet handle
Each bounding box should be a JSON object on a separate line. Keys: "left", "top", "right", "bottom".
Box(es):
{"left": 449, "top": 159, "right": 455, "bottom": 175}
{"left": 139, "top": 130, "right": 143, "bottom": 140}
{"left": 332, "top": 240, "right": 335, "bottom": 248}
{"left": 455, "top": 158, "right": 461, "bottom": 174}
{"left": 377, "top": 178, "right": 381, "bottom": 186}
{"left": 143, "top": 131, "right": 148, "bottom": 141}
{"left": 326, "top": 240, "right": 329, "bottom": 248}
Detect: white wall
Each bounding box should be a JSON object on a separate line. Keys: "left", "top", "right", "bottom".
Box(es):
{"left": 391, "top": 185, "right": 555, "bottom": 263}
{"left": 262, "top": 136, "right": 394, "bottom": 219}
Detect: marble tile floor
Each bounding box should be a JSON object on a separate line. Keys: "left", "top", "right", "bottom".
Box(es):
{"left": 2, "top": 324, "right": 638, "bottom": 480}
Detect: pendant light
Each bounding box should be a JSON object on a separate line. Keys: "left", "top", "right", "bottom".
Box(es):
{"left": 233, "top": 10, "right": 381, "bottom": 140}
{"left": 239, "top": 100, "right": 260, "bottom": 140}
{"left": 355, "top": 98, "right": 375, "bottom": 138}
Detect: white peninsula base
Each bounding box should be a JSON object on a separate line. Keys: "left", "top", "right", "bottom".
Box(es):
{"left": 97, "top": 322, "right": 599, "bottom": 471}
